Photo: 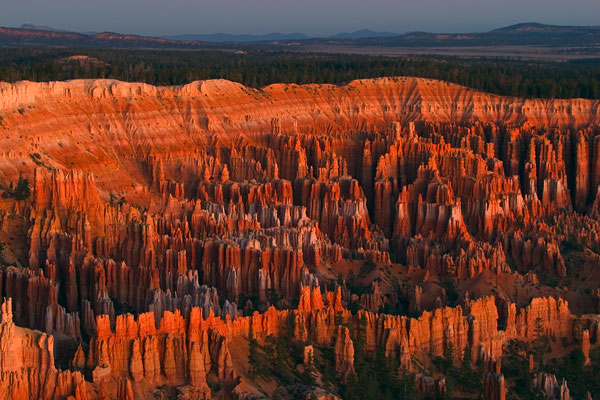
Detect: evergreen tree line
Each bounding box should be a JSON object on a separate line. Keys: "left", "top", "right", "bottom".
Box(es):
{"left": 0, "top": 47, "right": 599, "bottom": 99}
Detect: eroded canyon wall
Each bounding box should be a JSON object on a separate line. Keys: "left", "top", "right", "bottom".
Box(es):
{"left": 0, "top": 77, "right": 599, "bottom": 398}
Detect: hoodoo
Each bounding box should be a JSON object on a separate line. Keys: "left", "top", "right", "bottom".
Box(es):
{"left": 0, "top": 76, "right": 599, "bottom": 398}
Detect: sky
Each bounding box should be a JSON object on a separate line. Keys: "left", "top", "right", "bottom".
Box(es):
{"left": 2, "top": 0, "right": 600, "bottom": 36}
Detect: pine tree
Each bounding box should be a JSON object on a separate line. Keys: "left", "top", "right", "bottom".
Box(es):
{"left": 445, "top": 342, "right": 456, "bottom": 364}
{"left": 533, "top": 317, "right": 549, "bottom": 370}
{"left": 13, "top": 177, "right": 30, "bottom": 201}
{"left": 0, "top": 241, "right": 5, "bottom": 265}
{"left": 335, "top": 311, "right": 344, "bottom": 327}
{"left": 354, "top": 313, "right": 368, "bottom": 363}
{"left": 264, "top": 334, "right": 277, "bottom": 363}
{"left": 303, "top": 351, "right": 316, "bottom": 385}
{"left": 462, "top": 345, "right": 472, "bottom": 371}
{"left": 248, "top": 324, "right": 260, "bottom": 378}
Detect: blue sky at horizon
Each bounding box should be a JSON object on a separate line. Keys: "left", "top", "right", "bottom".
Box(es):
{"left": 3, "top": 0, "right": 600, "bottom": 36}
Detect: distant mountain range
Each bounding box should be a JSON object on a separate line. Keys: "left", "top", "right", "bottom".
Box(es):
{"left": 17, "top": 24, "right": 401, "bottom": 43}
{"left": 0, "top": 22, "right": 598, "bottom": 49}
{"left": 330, "top": 29, "right": 399, "bottom": 39}
{"left": 0, "top": 26, "right": 214, "bottom": 49}
{"left": 300, "top": 22, "right": 600, "bottom": 47}
{"left": 20, "top": 24, "right": 70, "bottom": 33}
{"left": 492, "top": 22, "right": 599, "bottom": 34}
{"left": 20, "top": 24, "right": 98, "bottom": 35}
{"left": 163, "top": 32, "right": 311, "bottom": 42}
{"left": 163, "top": 29, "right": 400, "bottom": 42}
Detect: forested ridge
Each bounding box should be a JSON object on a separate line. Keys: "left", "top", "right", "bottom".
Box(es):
{"left": 0, "top": 47, "right": 599, "bottom": 99}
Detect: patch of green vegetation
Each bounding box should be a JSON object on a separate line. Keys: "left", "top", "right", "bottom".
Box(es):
{"left": 502, "top": 331, "right": 600, "bottom": 400}
{"left": 328, "top": 315, "right": 417, "bottom": 400}
{"left": 248, "top": 315, "right": 306, "bottom": 385}
{"left": 505, "top": 253, "right": 518, "bottom": 271}
{"left": 347, "top": 299, "right": 360, "bottom": 315}
{"left": 441, "top": 278, "right": 459, "bottom": 307}
{"left": 502, "top": 340, "right": 535, "bottom": 399}
{"left": 431, "top": 343, "right": 484, "bottom": 398}
{"left": 3, "top": 177, "right": 31, "bottom": 201}
{"left": 339, "top": 350, "right": 417, "bottom": 400}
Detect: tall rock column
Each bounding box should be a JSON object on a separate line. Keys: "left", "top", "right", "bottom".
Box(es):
{"left": 575, "top": 132, "right": 590, "bottom": 209}
{"left": 334, "top": 326, "right": 354, "bottom": 380}
{"left": 483, "top": 373, "right": 506, "bottom": 400}
{"left": 187, "top": 341, "right": 212, "bottom": 398}
{"left": 581, "top": 329, "right": 591, "bottom": 366}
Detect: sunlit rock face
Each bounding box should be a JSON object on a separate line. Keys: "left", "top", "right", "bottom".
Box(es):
{"left": 0, "top": 77, "right": 599, "bottom": 398}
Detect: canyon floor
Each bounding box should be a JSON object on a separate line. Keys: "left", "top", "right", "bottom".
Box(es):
{"left": 0, "top": 76, "right": 599, "bottom": 399}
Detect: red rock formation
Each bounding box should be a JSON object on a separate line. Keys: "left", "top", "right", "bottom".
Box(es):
{"left": 581, "top": 329, "right": 591, "bottom": 366}
{"left": 509, "top": 297, "right": 573, "bottom": 341}
{"left": 0, "top": 76, "right": 599, "bottom": 398}
{"left": 1, "top": 78, "right": 597, "bottom": 186}
{"left": 334, "top": 326, "right": 355, "bottom": 379}
{"left": 414, "top": 374, "right": 446, "bottom": 398}
{"left": 0, "top": 279, "right": 579, "bottom": 399}
{"left": 116, "top": 379, "right": 133, "bottom": 400}
{"left": 533, "top": 373, "right": 570, "bottom": 400}
{"left": 0, "top": 298, "right": 89, "bottom": 400}
{"left": 483, "top": 373, "right": 506, "bottom": 400}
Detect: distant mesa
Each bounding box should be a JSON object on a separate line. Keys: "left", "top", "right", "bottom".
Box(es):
{"left": 491, "top": 21, "right": 600, "bottom": 33}
{"left": 330, "top": 29, "right": 399, "bottom": 39}
{"left": 163, "top": 32, "right": 312, "bottom": 42}
{"left": 19, "top": 23, "right": 71, "bottom": 33}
